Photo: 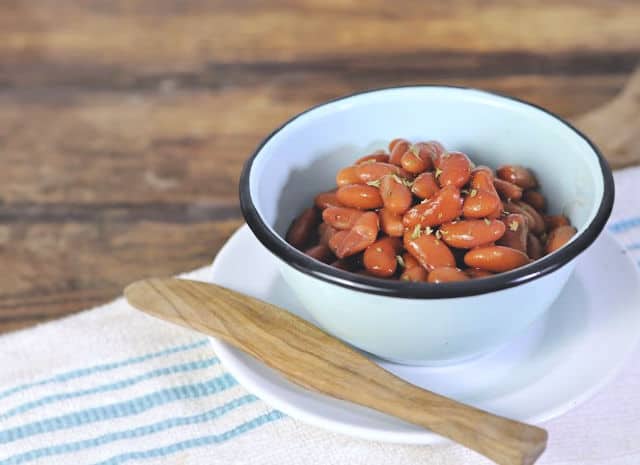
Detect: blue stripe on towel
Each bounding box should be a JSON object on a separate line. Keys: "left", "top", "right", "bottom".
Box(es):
{"left": 90, "top": 410, "right": 285, "bottom": 465}
{"left": 609, "top": 217, "right": 640, "bottom": 234}
{"left": 0, "top": 374, "right": 236, "bottom": 444}
{"left": 0, "top": 357, "right": 220, "bottom": 420}
{"left": 0, "top": 395, "right": 261, "bottom": 465}
{"left": 0, "top": 339, "right": 209, "bottom": 401}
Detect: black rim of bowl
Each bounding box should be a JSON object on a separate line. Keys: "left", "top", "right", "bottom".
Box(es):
{"left": 239, "top": 86, "right": 615, "bottom": 299}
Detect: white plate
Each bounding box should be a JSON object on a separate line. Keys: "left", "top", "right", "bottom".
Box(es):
{"left": 208, "top": 225, "right": 640, "bottom": 444}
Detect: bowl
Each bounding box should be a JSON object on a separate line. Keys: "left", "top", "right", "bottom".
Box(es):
{"left": 239, "top": 86, "right": 614, "bottom": 366}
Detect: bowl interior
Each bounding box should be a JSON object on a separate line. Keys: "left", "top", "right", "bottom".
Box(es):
{"left": 248, "top": 87, "right": 604, "bottom": 248}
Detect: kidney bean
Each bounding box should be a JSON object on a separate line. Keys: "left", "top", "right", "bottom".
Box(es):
{"left": 364, "top": 237, "right": 402, "bottom": 277}
{"left": 331, "top": 253, "right": 364, "bottom": 271}
{"left": 411, "top": 172, "right": 439, "bottom": 199}
{"left": 314, "top": 190, "right": 344, "bottom": 209}
{"left": 496, "top": 213, "right": 528, "bottom": 253}
{"left": 462, "top": 189, "right": 502, "bottom": 219}
{"left": 527, "top": 232, "right": 543, "bottom": 259}
{"left": 336, "top": 166, "right": 361, "bottom": 186}
{"left": 379, "top": 208, "right": 404, "bottom": 237}
{"left": 379, "top": 174, "right": 413, "bottom": 214}
{"left": 545, "top": 225, "right": 577, "bottom": 254}
{"left": 286, "top": 207, "right": 319, "bottom": 250}
{"left": 322, "top": 207, "right": 364, "bottom": 230}
{"left": 523, "top": 190, "right": 546, "bottom": 212}
{"left": 426, "top": 141, "right": 448, "bottom": 168}
{"left": 437, "top": 152, "right": 472, "bottom": 188}
{"left": 401, "top": 252, "right": 420, "bottom": 270}
{"left": 497, "top": 165, "right": 538, "bottom": 189}
{"left": 389, "top": 139, "right": 410, "bottom": 165}
{"left": 389, "top": 138, "right": 408, "bottom": 153}
{"left": 317, "top": 222, "right": 338, "bottom": 245}
{"left": 494, "top": 178, "right": 523, "bottom": 201}
{"left": 404, "top": 229, "right": 456, "bottom": 270}
{"left": 291, "top": 137, "right": 578, "bottom": 283}
{"left": 464, "top": 245, "right": 530, "bottom": 272}
{"left": 336, "top": 184, "right": 383, "bottom": 210}
{"left": 400, "top": 266, "right": 428, "bottom": 282}
{"left": 403, "top": 186, "right": 463, "bottom": 228}
{"left": 468, "top": 169, "right": 504, "bottom": 218}
{"left": 466, "top": 268, "right": 494, "bottom": 279}
{"left": 544, "top": 214, "right": 570, "bottom": 231}
{"left": 440, "top": 219, "right": 506, "bottom": 249}
{"left": 355, "top": 151, "right": 389, "bottom": 165}
{"left": 428, "top": 267, "right": 470, "bottom": 283}
{"left": 504, "top": 200, "right": 545, "bottom": 235}
{"left": 470, "top": 168, "right": 495, "bottom": 191}
{"left": 304, "top": 244, "right": 334, "bottom": 263}
{"left": 329, "top": 211, "right": 379, "bottom": 258}
{"left": 400, "top": 143, "right": 434, "bottom": 174}
{"left": 355, "top": 162, "right": 408, "bottom": 184}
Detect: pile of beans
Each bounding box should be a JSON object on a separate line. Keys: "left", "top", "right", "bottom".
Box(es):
{"left": 285, "top": 139, "right": 577, "bottom": 283}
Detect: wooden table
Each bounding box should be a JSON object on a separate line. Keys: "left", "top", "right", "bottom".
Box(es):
{"left": 1, "top": 1, "right": 639, "bottom": 334}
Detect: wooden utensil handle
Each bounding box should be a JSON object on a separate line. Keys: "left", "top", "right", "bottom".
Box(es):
{"left": 125, "top": 278, "right": 547, "bottom": 465}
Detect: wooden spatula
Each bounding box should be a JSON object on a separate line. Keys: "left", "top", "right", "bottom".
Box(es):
{"left": 125, "top": 277, "right": 547, "bottom": 465}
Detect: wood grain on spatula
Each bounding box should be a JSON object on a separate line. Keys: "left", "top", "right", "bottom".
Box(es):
{"left": 125, "top": 277, "right": 548, "bottom": 465}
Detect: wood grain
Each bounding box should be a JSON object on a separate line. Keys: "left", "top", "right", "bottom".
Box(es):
{"left": 125, "top": 278, "right": 548, "bottom": 465}
{"left": 0, "top": 1, "right": 639, "bottom": 333}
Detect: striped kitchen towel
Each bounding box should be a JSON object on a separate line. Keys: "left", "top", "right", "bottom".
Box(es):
{"left": 1, "top": 167, "right": 639, "bottom": 465}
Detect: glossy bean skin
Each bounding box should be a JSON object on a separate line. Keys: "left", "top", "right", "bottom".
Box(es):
{"left": 411, "top": 172, "right": 439, "bottom": 199}
{"left": 404, "top": 230, "right": 456, "bottom": 270}
{"left": 402, "top": 186, "right": 463, "bottom": 228}
{"left": 470, "top": 166, "right": 494, "bottom": 190}
{"left": 523, "top": 190, "right": 546, "bottom": 212}
{"left": 379, "top": 208, "right": 404, "bottom": 237}
{"left": 426, "top": 141, "right": 447, "bottom": 167}
{"left": 469, "top": 169, "right": 504, "bottom": 219}
{"left": 466, "top": 268, "right": 494, "bottom": 279}
{"left": 544, "top": 214, "right": 570, "bottom": 231}
{"left": 314, "top": 190, "right": 344, "bottom": 209}
{"left": 545, "top": 225, "right": 577, "bottom": 254}
{"left": 336, "top": 166, "right": 361, "bottom": 186}
{"left": 389, "top": 138, "right": 408, "bottom": 154}
{"left": 304, "top": 244, "right": 334, "bottom": 263}
{"left": 400, "top": 266, "right": 428, "bottom": 282}
{"left": 496, "top": 213, "right": 528, "bottom": 253}
{"left": 389, "top": 139, "right": 410, "bottom": 165}
{"left": 285, "top": 208, "right": 319, "bottom": 249}
{"left": 400, "top": 143, "right": 434, "bottom": 174}
{"left": 364, "top": 237, "right": 402, "bottom": 277}
{"left": 527, "top": 232, "right": 543, "bottom": 260}
{"left": 440, "top": 219, "right": 506, "bottom": 249}
{"left": 401, "top": 252, "right": 420, "bottom": 270}
{"left": 462, "top": 189, "right": 501, "bottom": 219}
{"left": 336, "top": 184, "right": 383, "bottom": 210}
{"left": 355, "top": 162, "right": 409, "bottom": 184}
{"left": 322, "top": 207, "right": 364, "bottom": 230}
{"left": 494, "top": 178, "right": 523, "bottom": 201}
{"left": 497, "top": 165, "right": 538, "bottom": 189}
{"left": 317, "top": 222, "right": 338, "bottom": 245}
{"left": 328, "top": 211, "right": 379, "bottom": 258}
{"left": 437, "top": 152, "right": 472, "bottom": 188}
{"left": 505, "top": 200, "right": 545, "bottom": 235}
{"left": 464, "top": 246, "right": 530, "bottom": 272}
{"left": 355, "top": 151, "right": 389, "bottom": 165}
{"left": 379, "top": 174, "right": 413, "bottom": 214}
{"left": 428, "top": 267, "right": 470, "bottom": 283}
